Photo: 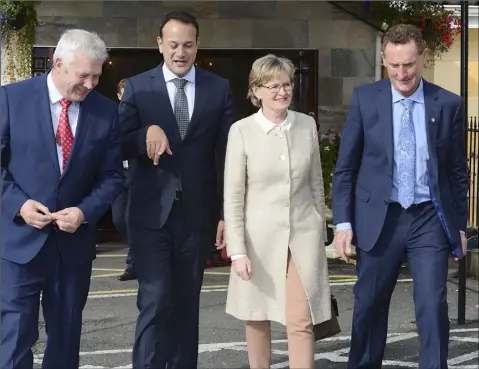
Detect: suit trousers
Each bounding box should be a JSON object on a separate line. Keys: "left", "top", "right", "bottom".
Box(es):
{"left": 111, "top": 177, "right": 134, "bottom": 267}
{"left": 348, "top": 201, "right": 450, "bottom": 369}
{"left": 131, "top": 199, "right": 209, "bottom": 369}
{"left": 1, "top": 233, "right": 92, "bottom": 369}
{"left": 245, "top": 251, "right": 315, "bottom": 369}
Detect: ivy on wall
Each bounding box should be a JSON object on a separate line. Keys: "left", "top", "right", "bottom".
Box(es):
{"left": 1, "top": 0, "right": 37, "bottom": 84}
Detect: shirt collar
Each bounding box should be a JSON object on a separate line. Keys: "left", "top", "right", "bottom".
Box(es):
{"left": 47, "top": 72, "right": 70, "bottom": 105}
{"left": 254, "top": 109, "right": 295, "bottom": 134}
{"left": 162, "top": 63, "right": 195, "bottom": 84}
{"left": 392, "top": 78, "right": 424, "bottom": 104}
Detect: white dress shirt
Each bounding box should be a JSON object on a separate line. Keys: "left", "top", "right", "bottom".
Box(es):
{"left": 47, "top": 73, "right": 80, "bottom": 173}
{"left": 229, "top": 109, "right": 295, "bottom": 261}
{"left": 162, "top": 63, "right": 195, "bottom": 119}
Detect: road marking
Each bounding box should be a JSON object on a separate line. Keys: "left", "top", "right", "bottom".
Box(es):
{"left": 92, "top": 268, "right": 125, "bottom": 272}
{"left": 87, "top": 279, "right": 416, "bottom": 299}
{"left": 91, "top": 273, "right": 122, "bottom": 278}
{"left": 96, "top": 254, "right": 127, "bottom": 258}
{"left": 33, "top": 328, "right": 479, "bottom": 369}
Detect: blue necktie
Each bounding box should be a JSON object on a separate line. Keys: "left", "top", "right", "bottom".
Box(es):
{"left": 397, "top": 99, "right": 415, "bottom": 209}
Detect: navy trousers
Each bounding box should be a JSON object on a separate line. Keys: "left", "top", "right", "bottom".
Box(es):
{"left": 348, "top": 201, "right": 450, "bottom": 369}
{"left": 1, "top": 234, "right": 92, "bottom": 369}
{"left": 131, "top": 199, "right": 209, "bottom": 369}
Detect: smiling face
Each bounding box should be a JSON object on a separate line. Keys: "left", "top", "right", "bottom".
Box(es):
{"left": 253, "top": 71, "right": 293, "bottom": 114}
{"left": 157, "top": 19, "right": 198, "bottom": 77}
{"left": 382, "top": 40, "right": 425, "bottom": 97}
{"left": 52, "top": 52, "right": 103, "bottom": 102}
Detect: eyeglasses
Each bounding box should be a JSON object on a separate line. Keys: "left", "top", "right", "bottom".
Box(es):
{"left": 260, "top": 82, "right": 293, "bottom": 94}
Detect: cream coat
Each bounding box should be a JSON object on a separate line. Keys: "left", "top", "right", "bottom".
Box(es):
{"left": 224, "top": 110, "right": 331, "bottom": 325}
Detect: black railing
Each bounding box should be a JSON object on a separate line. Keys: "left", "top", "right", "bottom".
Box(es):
{"left": 467, "top": 116, "right": 479, "bottom": 227}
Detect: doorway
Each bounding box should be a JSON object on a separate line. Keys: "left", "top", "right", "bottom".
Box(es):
{"left": 97, "top": 48, "right": 318, "bottom": 121}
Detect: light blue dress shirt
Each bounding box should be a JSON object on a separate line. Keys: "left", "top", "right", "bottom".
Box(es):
{"left": 336, "top": 79, "right": 430, "bottom": 232}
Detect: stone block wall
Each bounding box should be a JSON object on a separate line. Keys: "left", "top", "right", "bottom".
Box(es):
{"left": 34, "top": 1, "right": 379, "bottom": 130}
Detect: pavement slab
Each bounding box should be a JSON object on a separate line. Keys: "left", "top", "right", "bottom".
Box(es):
{"left": 31, "top": 243, "right": 479, "bottom": 369}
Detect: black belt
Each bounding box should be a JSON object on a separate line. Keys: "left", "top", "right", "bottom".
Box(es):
{"left": 390, "top": 200, "right": 432, "bottom": 208}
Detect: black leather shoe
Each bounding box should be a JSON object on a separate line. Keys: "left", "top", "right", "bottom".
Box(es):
{"left": 118, "top": 269, "right": 136, "bottom": 281}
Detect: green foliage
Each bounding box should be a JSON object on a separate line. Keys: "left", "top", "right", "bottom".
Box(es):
{"left": 319, "top": 129, "right": 340, "bottom": 210}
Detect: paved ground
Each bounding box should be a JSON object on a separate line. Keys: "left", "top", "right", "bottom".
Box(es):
{"left": 33, "top": 242, "right": 479, "bottom": 369}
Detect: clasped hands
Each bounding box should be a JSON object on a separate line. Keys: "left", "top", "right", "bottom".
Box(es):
{"left": 19, "top": 199, "right": 84, "bottom": 233}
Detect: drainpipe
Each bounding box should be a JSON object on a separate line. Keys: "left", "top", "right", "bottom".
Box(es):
{"left": 375, "top": 33, "right": 382, "bottom": 81}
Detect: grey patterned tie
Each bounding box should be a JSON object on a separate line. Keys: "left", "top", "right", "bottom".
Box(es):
{"left": 173, "top": 78, "right": 189, "bottom": 140}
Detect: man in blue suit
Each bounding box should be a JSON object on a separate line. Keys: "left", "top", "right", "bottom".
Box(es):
{"left": 1, "top": 29, "right": 123, "bottom": 369}
{"left": 332, "top": 24, "right": 468, "bottom": 369}
{"left": 119, "top": 11, "right": 234, "bottom": 369}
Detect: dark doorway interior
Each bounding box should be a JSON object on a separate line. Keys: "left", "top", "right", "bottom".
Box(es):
{"left": 97, "top": 48, "right": 318, "bottom": 121}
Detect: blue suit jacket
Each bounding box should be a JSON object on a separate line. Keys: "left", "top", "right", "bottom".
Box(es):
{"left": 119, "top": 64, "right": 234, "bottom": 231}
{"left": 1, "top": 74, "right": 124, "bottom": 266}
{"left": 332, "top": 78, "right": 468, "bottom": 258}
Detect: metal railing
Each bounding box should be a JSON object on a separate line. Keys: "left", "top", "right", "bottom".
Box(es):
{"left": 467, "top": 116, "right": 479, "bottom": 227}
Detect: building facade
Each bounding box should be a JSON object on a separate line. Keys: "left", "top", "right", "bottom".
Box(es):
{"left": 33, "top": 1, "right": 380, "bottom": 130}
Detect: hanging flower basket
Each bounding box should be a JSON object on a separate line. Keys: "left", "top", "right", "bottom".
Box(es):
{"left": 363, "top": 1, "right": 461, "bottom": 63}
{"left": 0, "top": 0, "right": 38, "bottom": 84}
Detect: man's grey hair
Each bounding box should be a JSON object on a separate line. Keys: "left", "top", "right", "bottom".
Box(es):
{"left": 53, "top": 29, "right": 108, "bottom": 64}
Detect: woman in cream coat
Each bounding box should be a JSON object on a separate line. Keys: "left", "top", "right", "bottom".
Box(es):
{"left": 223, "top": 54, "right": 331, "bottom": 369}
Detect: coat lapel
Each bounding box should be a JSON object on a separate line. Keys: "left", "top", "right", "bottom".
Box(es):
{"left": 151, "top": 65, "right": 182, "bottom": 142}
{"left": 184, "top": 69, "right": 209, "bottom": 141}
{"left": 377, "top": 79, "right": 394, "bottom": 170}
{"left": 34, "top": 75, "right": 61, "bottom": 178}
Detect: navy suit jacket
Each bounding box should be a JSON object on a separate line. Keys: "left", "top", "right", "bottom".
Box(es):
{"left": 332, "top": 78, "right": 468, "bottom": 258}
{"left": 119, "top": 64, "right": 234, "bottom": 231}
{"left": 1, "top": 74, "right": 124, "bottom": 266}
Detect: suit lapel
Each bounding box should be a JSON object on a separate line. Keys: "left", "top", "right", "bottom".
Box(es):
{"left": 61, "top": 97, "right": 91, "bottom": 177}
{"left": 423, "top": 80, "right": 441, "bottom": 181}
{"left": 34, "top": 75, "right": 61, "bottom": 178}
{"left": 377, "top": 79, "right": 394, "bottom": 169}
{"left": 151, "top": 65, "right": 182, "bottom": 142}
{"left": 184, "top": 69, "right": 209, "bottom": 141}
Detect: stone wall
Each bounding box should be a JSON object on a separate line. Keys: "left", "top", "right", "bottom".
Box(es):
{"left": 34, "top": 1, "right": 379, "bottom": 130}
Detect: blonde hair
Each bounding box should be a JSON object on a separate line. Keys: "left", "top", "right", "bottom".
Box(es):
{"left": 247, "top": 54, "right": 295, "bottom": 108}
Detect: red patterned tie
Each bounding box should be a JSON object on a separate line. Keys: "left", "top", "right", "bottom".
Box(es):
{"left": 56, "top": 98, "right": 73, "bottom": 170}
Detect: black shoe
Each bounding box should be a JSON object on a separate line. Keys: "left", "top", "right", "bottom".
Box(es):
{"left": 118, "top": 269, "right": 136, "bottom": 281}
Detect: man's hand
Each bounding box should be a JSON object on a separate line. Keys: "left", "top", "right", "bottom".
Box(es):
{"left": 146, "top": 125, "right": 172, "bottom": 165}
{"left": 232, "top": 256, "right": 252, "bottom": 281}
{"left": 51, "top": 207, "right": 85, "bottom": 233}
{"left": 215, "top": 220, "right": 226, "bottom": 249}
{"left": 334, "top": 229, "right": 353, "bottom": 263}
{"left": 19, "top": 199, "right": 53, "bottom": 229}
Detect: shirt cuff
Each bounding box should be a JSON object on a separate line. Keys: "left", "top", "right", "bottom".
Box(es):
{"left": 335, "top": 222, "right": 352, "bottom": 231}
{"left": 230, "top": 253, "right": 247, "bottom": 261}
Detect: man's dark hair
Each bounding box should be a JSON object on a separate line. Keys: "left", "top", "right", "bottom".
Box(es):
{"left": 382, "top": 24, "right": 426, "bottom": 55}
{"left": 159, "top": 11, "right": 199, "bottom": 39}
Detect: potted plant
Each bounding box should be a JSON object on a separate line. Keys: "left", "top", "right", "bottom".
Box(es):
{"left": 363, "top": 1, "right": 461, "bottom": 63}
{"left": 1, "top": 0, "right": 37, "bottom": 84}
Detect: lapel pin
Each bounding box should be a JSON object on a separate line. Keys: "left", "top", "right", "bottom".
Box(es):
{"left": 431, "top": 118, "right": 435, "bottom": 123}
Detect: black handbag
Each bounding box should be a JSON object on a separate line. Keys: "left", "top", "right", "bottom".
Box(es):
{"left": 313, "top": 294, "right": 341, "bottom": 341}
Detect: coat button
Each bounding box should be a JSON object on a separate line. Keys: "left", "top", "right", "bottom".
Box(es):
{"left": 280, "top": 155, "right": 287, "bottom": 161}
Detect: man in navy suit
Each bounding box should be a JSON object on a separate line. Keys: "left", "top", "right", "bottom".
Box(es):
{"left": 332, "top": 24, "right": 468, "bottom": 369}
{"left": 119, "top": 11, "right": 234, "bottom": 369}
{"left": 1, "top": 29, "right": 123, "bottom": 369}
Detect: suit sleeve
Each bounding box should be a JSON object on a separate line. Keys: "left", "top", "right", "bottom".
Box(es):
{"left": 332, "top": 87, "right": 364, "bottom": 226}
{"left": 448, "top": 99, "right": 468, "bottom": 231}
{"left": 118, "top": 79, "right": 149, "bottom": 159}
{"left": 309, "top": 122, "right": 328, "bottom": 238}
{"left": 215, "top": 83, "right": 235, "bottom": 221}
{"left": 77, "top": 108, "right": 124, "bottom": 224}
{"left": 223, "top": 124, "right": 247, "bottom": 256}
{"left": 0, "top": 86, "right": 29, "bottom": 220}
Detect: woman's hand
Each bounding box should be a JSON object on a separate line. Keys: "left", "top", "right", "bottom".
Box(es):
{"left": 232, "top": 256, "right": 252, "bottom": 281}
